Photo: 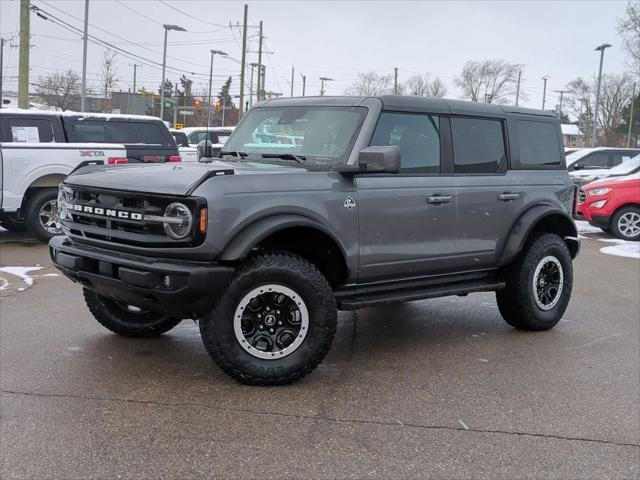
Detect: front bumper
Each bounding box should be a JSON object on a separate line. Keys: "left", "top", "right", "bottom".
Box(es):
{"left": 49, "top": 236, "right": 234, "bottom": 317}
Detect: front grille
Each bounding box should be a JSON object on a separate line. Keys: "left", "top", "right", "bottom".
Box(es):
{"left": 60, "top": 186, "right": 205, "bottom": 247}
{"left": 578, "top": 189, "right": 587, "bottom": 205}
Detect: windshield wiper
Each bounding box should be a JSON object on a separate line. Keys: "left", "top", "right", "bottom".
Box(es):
{"left": 260, "top": 153, "right": 307, "bottom": 164}
{"left": 219, "top": 150, "right": 249, "bottom": 158}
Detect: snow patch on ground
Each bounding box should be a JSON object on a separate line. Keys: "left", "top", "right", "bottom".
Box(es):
{"left": 0, "top": 266, "right": 44, "bottom": 291}
{"left": 598, "top": 238, "right": 640, "bottom": 259}
{"left": 575, "top": 220, "right": 602, "bottom": 234}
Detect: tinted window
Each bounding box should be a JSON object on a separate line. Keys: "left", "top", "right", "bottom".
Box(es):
{"left": 451, "top": 117, "right": 505, "bottom": 173}
{"left": 517, "top": 120, "right": 562, "bottom": 166}
{"left": 189, "top": 131, "right": 223, "bottom": 145}
{"left": 5, "top": 117, "right": 55, "bottom": 143}
{"left": 370, "top": 112, "right": 440, "bottom": 173}
{"left": 133, "top": 122, "right": 170, "bottom": 145}
{"left": 611, "top": 152, "right": 635, "bottom": 167}
{"left": 172, "top": 132, "right": 189, "bottom": 147}
{"left": 72, "top": 120, "right": 170, "bottom": 145}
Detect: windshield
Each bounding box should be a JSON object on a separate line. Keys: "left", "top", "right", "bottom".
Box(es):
{"left": 608, "top": 155, "right": 640, "bottom": 175}
{"left": 223, "top": 106, "right": 367, "bottom": 167}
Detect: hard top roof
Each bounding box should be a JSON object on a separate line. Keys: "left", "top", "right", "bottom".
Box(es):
{"left": 255, "top": 95, "right": 556, "bottom": 117}
{"left": 0, "top": 108, "right": 162, "bottom": 122}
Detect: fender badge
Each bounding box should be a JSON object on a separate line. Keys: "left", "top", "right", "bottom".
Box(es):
{"left": 344, "top": 196, "right": 356, "bottom": 209}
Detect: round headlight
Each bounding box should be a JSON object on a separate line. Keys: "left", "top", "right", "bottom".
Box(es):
{"left": 163, "top": 202, "right": 193, "bottom": 239}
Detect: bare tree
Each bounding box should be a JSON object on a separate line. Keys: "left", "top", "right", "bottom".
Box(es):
{"left": 429, "top": 76, "right": 448, "bottom": 98}
{"left": 403, "top": 74, "right": 430, "bottom": 96}
{"left": 34, "top": 70, "right": 80, "bottom": 111}
{"left": 345, "top": 71, "right": 393, "bottom": 96}
{"left": 618, "top": 1, "right": 640, "bottom": 75}
{"left": 99, "top": 49, "right": 119, "bottom": 100}
{"left": 567, "top": 74, "right": 635, "bottom": 146}
{"left": 455, "top": 59, "right": 522, "bottom": 104}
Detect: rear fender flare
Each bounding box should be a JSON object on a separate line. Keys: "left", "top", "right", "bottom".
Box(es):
{"left": 498, "top": 204, "right": 579, "bottom": 267}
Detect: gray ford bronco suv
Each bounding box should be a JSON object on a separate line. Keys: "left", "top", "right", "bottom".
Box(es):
{"left": 50, "top": 96, "right": 580, "bottom": 385}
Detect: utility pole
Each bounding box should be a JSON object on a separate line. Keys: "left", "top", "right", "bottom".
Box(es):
{"left": 132, "top": 64, "right": 138, "bottom": 93}
{"left": 541, "top": 76, "right": 550, "bottom": 110}
{"left": 515, "top": 68, "right": 521, "bottom": 106}
{"left": 256, "top": 21, "right": 263, "bottom": 102}
{"left": 0, "top": 38, "right": 5, "bottom": 108}
{"left": 290, "top": 66, "right": 294, "bottom": 96}
{"left": 249, "top": 62, "right": 258, "bottom": 107}
{"left": 261, "top": 65, "right": 266, "bottom": 98}
{"left": 554, "top": 89, "right": 569, "bottom": 118}
{"left": 319, "top": 77, "right": 333, "bottom": 96}
{"left": 18, "top": 0, "right": 30, "bottom": 109}
{"left": 173, "top": 82, "right": 178, "bottom": 126}
{"left": 393, "top": 67, "right": 398, "bottom": 94}
{"left": 80, "top": 0, "right": 89, "bottom": 111}
{"left": 301, "top": 74, "right": 306, "bottom": 96}
{"left": 628, "top": 82, "right": 637, "bottom": 148}
{"left": 238, "top": 3, "right": 248, "bottom": 117}
{"left": 591, "top": 43, "right": 612, "bottom": 147}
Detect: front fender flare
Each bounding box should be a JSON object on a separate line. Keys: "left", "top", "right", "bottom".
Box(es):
{"left": 218, "top": 214, "right": 344, "bottom": 262}
{"left": 498, "top": 204, "right": 579, "bottom": 267}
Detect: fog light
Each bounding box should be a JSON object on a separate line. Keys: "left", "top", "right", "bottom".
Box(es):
{"left": 162, "top": 275, "right": 171, "bottom": 288}
{"left": 590, "top": 200, "right": 607, "bottom": 209}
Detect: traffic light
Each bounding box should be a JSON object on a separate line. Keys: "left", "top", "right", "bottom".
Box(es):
{"left": 215, "top": 100, "right": 222, "bottom": 112}
{"left": 194, "top": 99, "right": 201, "bottom": 110}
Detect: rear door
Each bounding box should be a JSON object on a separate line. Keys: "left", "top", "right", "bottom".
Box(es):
{"left": 356, "top": 111, "right": 458, "bottom": 281}
{"left": 451, "top": 116, "right": 523, "bottom": 268}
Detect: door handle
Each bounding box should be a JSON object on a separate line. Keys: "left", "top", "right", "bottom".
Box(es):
{"left": 427, "top": 194, "right": 453, "bottom": 204}
{"left": 498, "top": 192, "right": 520, "bottom": 201}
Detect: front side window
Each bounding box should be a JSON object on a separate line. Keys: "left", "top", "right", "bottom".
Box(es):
{"left": 451, "top": 117, "right": 506, "bottom": 174}
{"left": 224, "top": 106, "right": 367, "bottom": 168}
{"left": 6, "top": 118, "right": 55, "bottom": 143}
{"left": 370, "top": 112, "right": 440, "bottom": 173}
{"left": 517, "top": 120, "right": 562, "bottom": 167}
{"left": 581, "top": 153, "right": 609, "bottom": 169}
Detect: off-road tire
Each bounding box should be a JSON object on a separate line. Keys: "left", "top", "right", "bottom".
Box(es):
{"left": 83, "top": 289, "right": 182, "bottom": 337}
{"left": 610, "top": 206, "right": 640, "bottom": 241}
{"left": 0, "top": 212, "right": 26, "bottom": 232}
{"left": 496, "top": 233, "right": 573, "bottom": 331}
{"left": 199, "top": 252, "right": 337, "bottom": 386}
{"left": 24, "top": 189, "right": 62, "bottom": 242}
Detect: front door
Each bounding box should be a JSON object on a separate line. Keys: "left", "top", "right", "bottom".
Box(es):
{"left": 356, "top": 112, "right": 457, "bottom": 282}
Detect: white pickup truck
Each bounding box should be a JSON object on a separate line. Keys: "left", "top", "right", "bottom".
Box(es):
{"left": 0, "top": 109, "right": 181, "bottom": 240}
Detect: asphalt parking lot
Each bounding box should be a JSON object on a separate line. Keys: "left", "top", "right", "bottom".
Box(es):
{"left": 1, "top": 226, "right": 638, "bottom": 479}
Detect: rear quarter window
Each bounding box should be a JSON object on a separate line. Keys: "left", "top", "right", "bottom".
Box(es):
{"left": 2, "top": 117, "right": 55, "bottom": 143}
{"left": 516, "top": 120, "right": 562, "bottom": 167}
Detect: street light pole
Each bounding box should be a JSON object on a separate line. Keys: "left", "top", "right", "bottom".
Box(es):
{"left": 159, "top": 24, "right": 186, "bottom": 120}
{"left": 541, "top": 76, "right": 550, "bottom": 110}
{"left": 80, "top": 0, "right": 89, "bottom": 112}
{"left": 249, "top": 62, "right": 259, "bottom": 107}
{"left": 207, "top": 49, "right": 227, "bottom": 128}
{"left": 319, "top": 77, "right": 333, "bottom": 96}
{"left": 591, "top": 43, "right": 612, "bottom": 147}
{"left": 554, "top": 89, "right": 569, "bottom": 118}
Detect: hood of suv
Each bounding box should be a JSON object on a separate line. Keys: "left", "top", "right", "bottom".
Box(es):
{"left": 64, "top": 160, "right": 299, "bottom": 195}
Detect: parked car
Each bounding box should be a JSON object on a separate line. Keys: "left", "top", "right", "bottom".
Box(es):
{"left": 566, "top": 147, "right": 639, "bottom": 172}
{"left": 50, "top": 96, "right": 579, "bottom": 385}
{"left": 180, "top": 126, "right": 234, "bottom": 157}
{"left": 169, "top": 129, "right": 198, "bottom": 162}
{"left": 577, "top": 173, "right": 640, "bottom": 240}
{"left": 0, "top": 109, "right": 180, "bottom": 240}
{"left": 570, "top": 154, "right": 640, "bottom": 186}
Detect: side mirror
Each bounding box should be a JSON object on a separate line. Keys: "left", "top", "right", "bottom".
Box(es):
{"left": 335, "top": 145, "right": 401, "bottom": 174}
{"left": 197, "top": 140, "right": 213, "bottom": 160}
{"left": 358, "top": 145, "right": 401, "bottom": 173}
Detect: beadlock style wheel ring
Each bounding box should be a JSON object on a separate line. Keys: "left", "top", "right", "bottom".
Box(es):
{"left": 233, "top": 284, "right": 309, "bottom": 360}
{"left": 532, "top": 255, "right": 564, "bottom": 311}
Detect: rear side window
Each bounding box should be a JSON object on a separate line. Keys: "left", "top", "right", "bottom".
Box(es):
{"left": 451, "top": 117, "right": 505, "bottom": 173}
{"left": 517, "top": 120, "right": 562, "bottom": 167}
{"left": 4, "top": 117, "right": 55, "bottom": 143}
{"left": 370, "top": 112, "right": 440, "bottom": 174}
{"left": 576, "top": 152, "right": 609, "bottom": 170}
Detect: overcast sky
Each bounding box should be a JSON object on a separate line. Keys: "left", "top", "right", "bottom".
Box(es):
{"left": 0, "top": 0, "right": 632, "bottom": 112}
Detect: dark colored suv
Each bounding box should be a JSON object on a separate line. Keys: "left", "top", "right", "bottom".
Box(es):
{"left": 50, "top": 96, "right": 580, "bottom": 385}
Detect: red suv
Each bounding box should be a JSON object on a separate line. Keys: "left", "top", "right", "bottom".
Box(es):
{"left": 577, "top": 174, "right": 640, "bottom": 241}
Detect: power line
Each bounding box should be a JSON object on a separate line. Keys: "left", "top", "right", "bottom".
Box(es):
{"left": 157, "top": 0, "right": 230, "bottom": 28}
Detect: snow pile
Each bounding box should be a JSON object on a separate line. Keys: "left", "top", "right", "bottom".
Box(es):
{"left": 0, "top": 266, "right": 61, "bottom": 292}
{"left": 575, "top": 220, "right": 602, "bottom": 234}
{"left": 598, "top": 239, "right": 640, "bottom": 259}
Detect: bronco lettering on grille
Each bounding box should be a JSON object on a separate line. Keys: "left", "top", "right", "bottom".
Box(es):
{"left": 72, "top": 204, "right": 143, "bottom": 221}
